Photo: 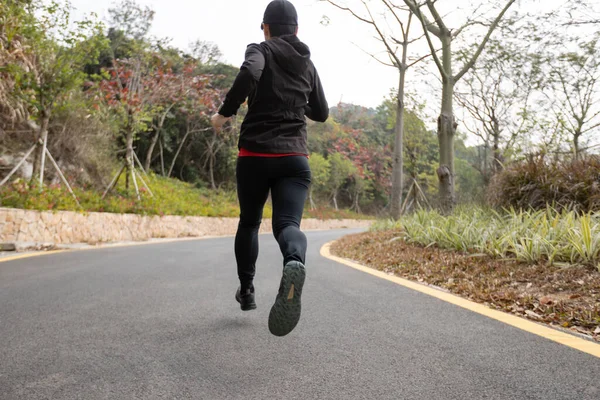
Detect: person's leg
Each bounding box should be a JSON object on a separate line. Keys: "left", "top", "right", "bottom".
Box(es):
{"left": 235, "top": 157, "right": 270, "bottom": 292}
{"left": 267, "top": 156, "right": 311, "bottom": 336}
{"left": 270, "top": 156, "right": 311, "bottom": 266}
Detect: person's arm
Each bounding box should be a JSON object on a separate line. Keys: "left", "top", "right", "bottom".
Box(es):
{"left": 217, "top": 44, "right": 265, "bottom": 118}
{"left": 305, "top": 67, "right": 329, "bottom": 122}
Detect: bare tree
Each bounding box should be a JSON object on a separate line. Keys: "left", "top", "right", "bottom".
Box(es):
{"left": 547, "top": 35, "right": 600, "bottom": 159}
{"left": 402, "top": 0, "right": 517, "bottom": 212}
{"left": 323, "top": 0, "right": 429, "bottom": 219}
{"left": 455, "top": 33, "right": 544, "bottom": 183}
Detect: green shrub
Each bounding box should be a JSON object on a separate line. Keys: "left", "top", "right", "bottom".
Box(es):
{"left": 487, "top": 155, "right": 600, "bottom": 212}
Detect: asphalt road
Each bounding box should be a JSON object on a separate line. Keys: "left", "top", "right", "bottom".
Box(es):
{"left": 1, "top": 229, "right": 599, "bottom": 400}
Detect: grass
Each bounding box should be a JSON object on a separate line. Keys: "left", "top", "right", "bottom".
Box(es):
{"left": 0, "top": 174, "right": 367, "bottom": 220}
{"left": 373, "top": 206, "right": 600, "bottom": 271}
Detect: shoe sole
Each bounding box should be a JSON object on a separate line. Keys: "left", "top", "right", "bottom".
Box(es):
{"left": 235, "top": 291, "right": 256, "bottom": 311}
{"left": 268, "top": 261, "right": 306, "bottom": 337}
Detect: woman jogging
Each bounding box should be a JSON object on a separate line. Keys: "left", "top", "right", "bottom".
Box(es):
{"left": 211, "top": 0, "right": 328, "bottom": 337}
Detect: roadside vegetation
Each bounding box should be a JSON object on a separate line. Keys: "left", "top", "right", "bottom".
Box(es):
{"left": 333, "top": 156, "right": 600, "bottom": 340}
{"left": 0, "top": 174, "right": 367, "bottom": 220}
{"left": 374, "top": 207, "right": 600, "bottom": 271}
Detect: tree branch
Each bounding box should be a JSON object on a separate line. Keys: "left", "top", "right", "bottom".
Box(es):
{"left": 356, "top": 43, "right": 397, "bottom": 67}
{"left": 452, "top": 20, "right": 491, "bottom": 38}
{"left": 325, "top": 0, "right": 401, "bottom": 68}
{"left": 557, "top": 71, "right": 581, "bottom": 126}
{"left": 581, "top": 120, "right": 600, "bottom": 134}
{"left": 382, "top": 0, "right": 406, "bottom": 38}
{"left": 425, "top": 0, "right": 448, "bottom": 34}
{"left": 361, "top": 0, "right": 403, "bottom": 68}
{"left": 404, "top": 0, "right": 447, "bottom": 78}
{"left": 562, "top": 20, "right": 600, "bottom": 26}
{"left": 407, "top": 51, "right": 437, "bottom": 68}
{"left": 454, "top": 0, "right": 517, "bottom": 82}
{"left": 402, "top": 0, "right": 441, "bottom": 37}
{"left": 323, "top": 0, "right": 373, "bottom": 24}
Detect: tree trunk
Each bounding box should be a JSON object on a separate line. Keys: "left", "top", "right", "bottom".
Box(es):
{"left": 482, "top": 144, "right": 490, "bottom": 185}
{"left": 309, "top": 189, "right": 316, "bottom": 210}
{"left": 390, "top": 64, "right": 407, "bottom": 220}
{"left": 145, "top": 130, "right": 161, "bottom": 172}
{"left": 31, "top": 113, "right": 50, "bottom": 186}
{"left": 145, "top": 106, "right": 173, "bottom": 172}
{"left": 413, "top": 178, "right": 418, "bottom": 211}
{"left": 573, "top": 130, "right": 581, "bottom": 160}
{"left": 492, "top": 122, "right": 502, "bottom": 175}
{"left": 168, "top": 128, "right": 192, "bottom": 177}
{"left": 209, "top": 152, "right": 216, "bottom": 190}
{"left": 332, "top": 192, "right": 338, "bottom": 210}
{"left": 437, "top": 34, "right": 456, "bottom": 214}
{"left": 353, "top": 188, "right": 361, "bottom": 213}
{"left": 159, "top": 139, "right": 165, "bottom": 176}
{"left": 125, "top": 126, "right": 134, "bottom": 192}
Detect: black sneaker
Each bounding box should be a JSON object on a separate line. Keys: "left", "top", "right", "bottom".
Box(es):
{"left": 268, "top": 261, "right": 306, "bottom": 337}
{"left": 235, "top": 286, "right": 256, "bottom": 311}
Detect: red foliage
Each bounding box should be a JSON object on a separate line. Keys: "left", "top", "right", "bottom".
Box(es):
{"left": 95, "top": 59, "right": 222, "bottom": 121}
{"left": 332, "top": 128, "right": 392, "bottom": 194}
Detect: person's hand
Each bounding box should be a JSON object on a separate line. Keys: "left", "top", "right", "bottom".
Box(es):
{"left": 211, "top": 113, "right": 230, "bottom": 131}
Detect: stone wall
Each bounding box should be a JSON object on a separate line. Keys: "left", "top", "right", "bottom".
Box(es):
{"left": 0, "top": 208, "right": 372, "bottom": 246}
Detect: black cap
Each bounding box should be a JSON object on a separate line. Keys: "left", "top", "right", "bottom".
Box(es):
{"left": 263, "top": 0, "right": 298, "bottom": 25}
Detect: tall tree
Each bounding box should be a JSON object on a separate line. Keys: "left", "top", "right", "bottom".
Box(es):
{"left": 5, "top": 0, "right": 106, "bottom": 185}
{"left": 324, "top": 0, "right": 427, "bottom": 219}
{"left": 0, "top": 0, "right": 34, "bottom": 127}
{"left": 98, "top": 59, "right": 153, "bottom": 191}
{"left": 102, "top": 0, "right": 156, "bottom": 190}
{"left": 403, "top": 0, "right": 517, "bottom": 212}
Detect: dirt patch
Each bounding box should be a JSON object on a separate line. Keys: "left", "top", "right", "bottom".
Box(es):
{"left": 331, "top": 230, "right": 600, "bottom": 341}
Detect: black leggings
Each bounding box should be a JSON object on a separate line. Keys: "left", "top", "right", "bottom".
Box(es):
{"left": 235, "top": 156, "right": 311, "bottom": 288}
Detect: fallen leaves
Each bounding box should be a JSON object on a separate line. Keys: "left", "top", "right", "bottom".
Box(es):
{"left": 525, "top": 310, "right": 543, "bottom": 320}
{"left": 331, "top": 230, "right": 600, "bottom": 342}
{"left": 540, "top": 296, "right": 553, "bottom": 305}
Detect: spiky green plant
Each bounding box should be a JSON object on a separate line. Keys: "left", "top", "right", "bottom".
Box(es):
{"left": 375, "top": 207, "right": 600, "bottom": 271}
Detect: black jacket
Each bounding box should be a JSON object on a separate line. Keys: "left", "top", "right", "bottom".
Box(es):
{"left": 218, "top": 35, "right": 328, "bottom": 154}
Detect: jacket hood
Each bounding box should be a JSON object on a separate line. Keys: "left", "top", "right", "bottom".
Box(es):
{"left": 263, "top": 35, "right": 311, "bottom": 75}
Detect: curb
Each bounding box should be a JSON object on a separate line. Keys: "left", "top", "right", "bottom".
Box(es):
{"left": 320, "top": 240, "right": 600, "bottom": 359}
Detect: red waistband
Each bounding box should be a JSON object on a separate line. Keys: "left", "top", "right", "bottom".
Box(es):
{"left": 238, "top": 148, "right": 308, "bottom": 158}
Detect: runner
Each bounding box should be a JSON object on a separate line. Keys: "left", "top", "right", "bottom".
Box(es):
{"left": 211, "top": 0, "right": 328, "bottom": 336}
